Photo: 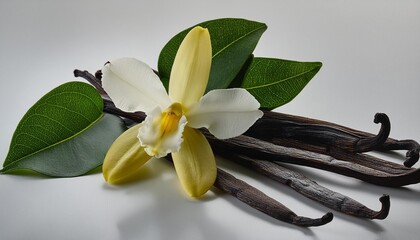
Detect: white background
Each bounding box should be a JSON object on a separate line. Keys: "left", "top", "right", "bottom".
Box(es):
{"left": 1, "top": 1, "right": 419, "bottom": 239}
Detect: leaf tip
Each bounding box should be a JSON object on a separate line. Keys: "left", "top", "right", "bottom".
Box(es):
{"left": 314, "top": 62, "right": 323, "bottom": 75}
{"left": 316, "top": 61, "right": 323, "bottom": 68}
{"left": 262, "top": 22, "right": 268, "bottom": 30}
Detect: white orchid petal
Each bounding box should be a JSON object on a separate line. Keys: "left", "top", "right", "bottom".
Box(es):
{"left": 102, "top": 58, "right": 171, "bottom": 112}
{"left": 172, "top": 127, "right": 216, "bottom": 198}
{"left": 138, "top": 106, "right": 187, "bottom": 158}
{"left": 169, "top": 26, "right": 212, "bottom": 108}
{"left": 187, "top": 88, "right": 263, "bottom": 139}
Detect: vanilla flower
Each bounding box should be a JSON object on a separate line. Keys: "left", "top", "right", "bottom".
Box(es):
{"left": 102, "top": 26, "right": 263, "bottom": 197}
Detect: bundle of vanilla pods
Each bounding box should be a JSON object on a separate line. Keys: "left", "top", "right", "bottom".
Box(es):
{"left": 76, "top": 69, "right": 420, "bottom": 227}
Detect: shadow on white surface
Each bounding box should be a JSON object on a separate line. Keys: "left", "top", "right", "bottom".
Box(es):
{"left": 111, "top": 159, "right": 318, "bottom": 239}
{"left": 113, "top": 160, "right": 234, "bottom": 240}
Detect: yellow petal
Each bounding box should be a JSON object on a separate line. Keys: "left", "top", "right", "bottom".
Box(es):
{"left": 171, "top": 127, "right": 217, "bottom": 198}
{"left": 169, "top": 26, "right": 212, "bottom": 109}
{"left": 103, "top": 124, "right": 152, "bottom": 184}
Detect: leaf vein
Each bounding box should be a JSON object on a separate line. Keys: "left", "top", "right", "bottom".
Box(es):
{"left": 7, "top": 114, "right": 104, "bottom": 165}
{"left": 212, "top": 25, "right": 266, "bottom": 58}
{"left": 245, "top": 68, "right": 317, "bottom": 90}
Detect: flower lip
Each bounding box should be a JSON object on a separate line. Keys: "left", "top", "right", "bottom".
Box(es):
{"left": 138, "top": 104, "right": 188, "bottom": 158}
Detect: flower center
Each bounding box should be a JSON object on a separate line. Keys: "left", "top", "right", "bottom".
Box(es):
{"left": 159, "top": 102, "right": 183, "bottom": 137}
{"left": 138, "top": 102, "right": 187, "bottom": 158}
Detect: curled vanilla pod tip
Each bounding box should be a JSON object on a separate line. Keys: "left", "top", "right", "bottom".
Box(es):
{"left": 222, "top": 153, "right": 390, "bottom": 220}
{"left": 250, "top": 111, "right": 419, "bottom": 167}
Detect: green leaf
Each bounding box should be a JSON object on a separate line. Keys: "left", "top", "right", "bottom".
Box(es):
{"left": 158, "top": 18, "right": 267, "bottom": 92}
{"left": 241, "top": 58, "right": 322, "bottom": 109}
{"left": 228, "top": 54, "right": 254, "bottom": 88}
{"left": 1, "top": 82, "right": 126, "bottom": 177}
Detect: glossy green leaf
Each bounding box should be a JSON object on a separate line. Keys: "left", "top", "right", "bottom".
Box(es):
{"left": 229, "top": 54, "right": 254, "bottom": 88}
{"left": 158, "top": 18, "right": 267, "bottom": 92}
{"left": 241, "top": 58, "right": 322, "bottom": 109}
{"left": 1, "top": 82, "right": 126, "bottom": 177}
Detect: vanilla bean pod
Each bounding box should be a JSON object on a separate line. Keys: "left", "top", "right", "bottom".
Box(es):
{"left": 214, "top": 168, "right": 333, "bottom": 227}
{"left": 165, "top": 157, "right": 333, "bottom": 227}
{"left": 248, "top": 111, "right": 390, "bottom": 153}
{"left": 268, "top": 138, "right": 411, "bottom": 175}
{"left": 206, "top": 133, "right": 420, "bottom": 187}
{"left": 74, "top": 70, "right": 147, "bottom": 122}
{"left": 380, "top": 140, "right": 420, "bottom": 167}
{"left": 252, "top": 111, "right": 419, "bottom": 167}
{"left": 218, "top": 152, "right": 389, "bottom": 219}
